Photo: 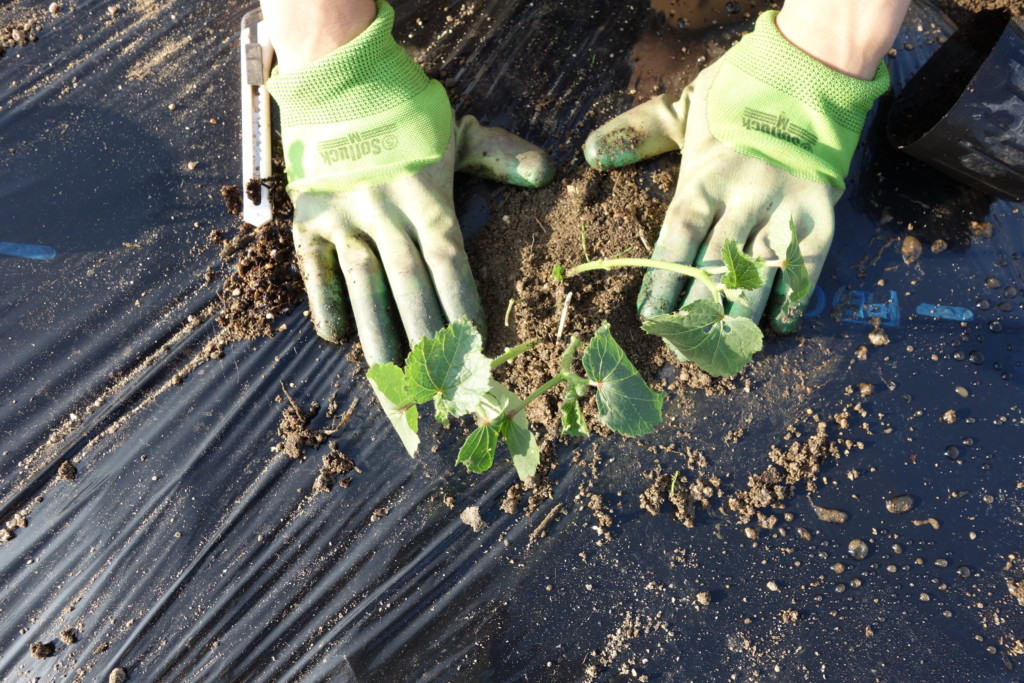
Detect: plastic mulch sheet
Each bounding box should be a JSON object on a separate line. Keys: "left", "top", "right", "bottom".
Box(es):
{"left": 2, "top": 0, "right": 1023, "bottom": 680}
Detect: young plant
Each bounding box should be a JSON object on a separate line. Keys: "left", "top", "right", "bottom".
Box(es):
{"left": 366, "top": 320, "right": 663, "bottom": 480}
{"left": 553, "top": 219, "right": 811, "bottom": 377}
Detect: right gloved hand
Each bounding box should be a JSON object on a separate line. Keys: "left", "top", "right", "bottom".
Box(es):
{"left": 267, "top": 0, "right": 553, "bottom": 365}
{"left": 584, "top": 10, "right": 889, "bottom": 334}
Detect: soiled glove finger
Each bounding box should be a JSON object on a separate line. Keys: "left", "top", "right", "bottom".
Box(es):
{"left": 389, "top": 166, "right": 486, "bottom": 335}
{"left": 455, "top": 115, "right": 554, "bottom": 188}
{"left": 767, "top": 201, "right": 836, "bottom": 333}
{"left": 583, "top": 94, "right": 687, "bottom": 171}
{"left": 334, "top": 231, "right": 401, "bottom": 365}
{"left": 636, "top": 190, "right": 717, "bottom": 319}
{"left": 292, "top": 227, "right": 350, "bottom": 344}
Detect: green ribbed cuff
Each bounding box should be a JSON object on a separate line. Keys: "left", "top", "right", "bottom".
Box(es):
{"left": 267, "top": 1, "right": 452, "bottom": 193}
{"left": 707, "top": 10, "right": 890, "bottom": 189}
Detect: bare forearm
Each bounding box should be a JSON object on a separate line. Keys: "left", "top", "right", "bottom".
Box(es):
{"left": 260, "top": 0, "right": 376, "bottom": 72}
{"left": 777, "top": 0, "right": 912, "bottom": 79}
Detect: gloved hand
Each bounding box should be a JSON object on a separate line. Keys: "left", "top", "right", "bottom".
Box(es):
{"left": 584, "top": 10, "right": 889, "bottom": 333}
{"left": 267, "top": 0, "right": 553, "bottom": 365}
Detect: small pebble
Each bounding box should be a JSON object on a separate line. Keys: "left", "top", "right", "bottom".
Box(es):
{"left": 812, "top": 504, "right": 848, "bottom": 524}
{"left": 766, "top": 580, "right": 779, "bottom": 592}
{"left": 931, "top": 239, "right": 947, "bottom": 254}
{"left": 955, "top": 386, "right": 969, "bottom": 398}
{"left": 107, "top": 5, "right": 119, "bottom": 16}
{"left": 901, "top": 235, "right": 922, "bottom": 264}
{"left": 110, "top": 668, "right": 128, "bottom": 683}
{"left": 941, "top": 410, "right": 957, "bottom": 424}
{"left": 920, "top": 592, "right": 931, "bottom": 602}
{"left": 868, "top": 327, "right": 890, "bottom": 347}
{"left": 885, "top": 495, "right": 915, "bottom": 514}
{"left": 49, "top": 2, "right": 61, "bottom": 14}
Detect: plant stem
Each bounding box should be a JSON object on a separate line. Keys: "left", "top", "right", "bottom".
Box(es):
{"left": 505, "top": 374, "right": 568, "bottom": 419}
{"left": 505, "top": 336, "right": 585, "bottom": 419}
{"left": 669, "top": 471, "right": 680, "bottom": 497}
{"left": 490, "top": 339, "right": 541, "bottom": 370}
{"left": 565, "top": 258, "right": 719, "bottom": 295}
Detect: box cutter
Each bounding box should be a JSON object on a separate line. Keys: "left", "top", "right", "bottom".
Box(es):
{"left": 240, "top": 9, "right": 274, "bottom": 227}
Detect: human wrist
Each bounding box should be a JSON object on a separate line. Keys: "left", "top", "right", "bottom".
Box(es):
{"left": 261, "top": 0, "right": 377, "bottom": 72}
{"left": 776, "top": 0, "right": 911, "bottom": 80}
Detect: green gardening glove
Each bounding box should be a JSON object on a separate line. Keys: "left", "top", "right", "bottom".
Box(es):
{"left": 267, "top": 1, "right": 554, "bottom": 365}
{"left": 584, "top": 10, "right": 889, "bottom": 333}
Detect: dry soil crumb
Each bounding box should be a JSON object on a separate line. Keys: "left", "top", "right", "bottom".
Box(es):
{"left": 640, "top": 469, "right": 721, "bottom": 527}
{"left": 56, "top": 460, "right": 77, "bottom": 481}
{"left": 459, "top": 506, "right": 487, "bottom": 532}
{"left": 109, "top": 667, "right": 128, "bottom": 683}
{"left": 726, "top": 420, "right": 842, "bottom": 524}
{"left": 215, "top": 171, "right": 303, "bottom": 343}
{"left": 312, "top": 442, "right": 359, "bottom": 494}
{"left": 1006, "top": 577, "right": 1024, "bottom": 606}
{"left": 584, "top": 612, "right": 666, "bottom": 682}
{"left": 272, "top": 383, "right": 327, "bottom": 460}
{"left": 59, "top": 628, "right": 77, "bottom": 644}
{"left": 29, "top": 641, "right": 53, "bottom": 659}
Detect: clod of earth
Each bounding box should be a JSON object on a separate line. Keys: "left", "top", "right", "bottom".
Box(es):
{"left": 460, "top": 506, "right": 487, "bottom": 532}
{"left": 29, "top": 641, "right": 54, "bottom": 659}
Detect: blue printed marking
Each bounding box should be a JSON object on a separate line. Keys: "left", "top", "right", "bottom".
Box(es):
{"left": 832, "top": 288, "right": 900, "bottom": 327}
{"left": 915, "top": 303, "right": 974, "bottom": 322}
{"left": 0, "top": 242, "right": 56, "bottom": 261}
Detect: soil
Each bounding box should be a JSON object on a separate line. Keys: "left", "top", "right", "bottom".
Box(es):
{"left": 56, "top": 460, "right": 76, "bottom": 481}
{"left": 29, "top": 641, "right": 54, "bottom": 659}
{"left": 937, "top": 0, "right": 1023, "bottom": 24}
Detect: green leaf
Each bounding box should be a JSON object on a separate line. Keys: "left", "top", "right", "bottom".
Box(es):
{"left": 581, "top": 322, "right": 663, "bottom": 437}
{"left": 642, "top": 299, "right": 763, "bottom": 377}
{"left": 404, "top": 319, "right": 491, "bottom": 419}
{"left": 560, "top": 399, "right": 590, "bottom": 438}
{"left": 721, "top": 239, "right": 765, "bottom": 291}
{"left": 564, "top": 374, "right": 590, "bottom": 402}
{"left": 501, "top": 415, "right": 541, "bottom": 480}
{"left": 780, "top": 219, "right": 811, "bottom": 304}
{"left": 475, "top": 381, "right": 541, "bottom": 480}
{"left": 456, "top": 423, "right": 500, "bottom": 474}
{"left": 366, "top": 363, "right": 420, "bottom": 455}
{"left": 551, "top": 263, "right": 566, "bottom": 282}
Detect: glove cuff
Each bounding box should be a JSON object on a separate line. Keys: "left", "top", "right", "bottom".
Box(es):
{"left": 268, "top": 1, "right": 428, "bottom": 128}
{"left": 267, "top": 1, "right": 452, "bottom": 193}
{"left": 708, "top": 10, "right": 890, "bottom": 189}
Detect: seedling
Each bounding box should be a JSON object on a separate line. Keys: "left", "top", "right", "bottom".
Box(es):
{"left": 367, "top": 320, "right": 663, "bottom": 480}
{"left": 553, "top": 219, "right": 811, "bottom": 377}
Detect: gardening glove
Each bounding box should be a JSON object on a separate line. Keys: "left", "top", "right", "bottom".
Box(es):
{"left": 267, "top": 0, "right": 553, "bottom": 365}
{"left": 584, "top": 10, "right": 889, "bottom": 333}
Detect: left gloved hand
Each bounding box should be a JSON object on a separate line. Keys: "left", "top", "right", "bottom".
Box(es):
{"left": 267, "top": 0, "right": 553, "bottom": 365}
{"left": 584, "top": 10, "right": 889, "bottom": 333}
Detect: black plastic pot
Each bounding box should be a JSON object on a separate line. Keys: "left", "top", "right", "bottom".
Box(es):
{"left": 888, "top": 10, "right": 1024, "bottom": 200}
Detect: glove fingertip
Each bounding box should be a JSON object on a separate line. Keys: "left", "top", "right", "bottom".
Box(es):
{"left": 584, "top": 130, "right": 637, "bottom": 171}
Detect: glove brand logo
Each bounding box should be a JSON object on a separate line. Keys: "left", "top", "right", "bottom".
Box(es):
{"left": 318, "top": 123, "right": 401, "bottom": 164}
{"left": 741, "top": 109, "right": 817, "bottom": 152}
